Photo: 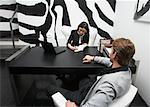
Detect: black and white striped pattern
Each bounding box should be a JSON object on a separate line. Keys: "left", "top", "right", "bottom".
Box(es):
{"left": 0, "top": 0, "right": 19, "bottom": 40}
{"left": 0, "top": 0, "right": 116, "bottom": 44}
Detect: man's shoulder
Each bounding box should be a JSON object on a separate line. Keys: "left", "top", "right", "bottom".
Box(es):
{"left": 102, "top": 71, "right": 131, "bottom": 82}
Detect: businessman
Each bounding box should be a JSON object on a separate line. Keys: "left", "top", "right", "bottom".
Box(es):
{"left": 47, "top": 38, "right": 135, "bottom": 107}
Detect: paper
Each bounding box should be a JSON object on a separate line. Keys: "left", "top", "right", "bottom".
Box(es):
{"left": 74, "top": 44, "right": 88, "bottom": 52}
{"left": 51, "top": 92, "right": 67, "bottom": 107}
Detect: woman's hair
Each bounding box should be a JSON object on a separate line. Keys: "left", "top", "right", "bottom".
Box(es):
{"left": 112, "top": 38, "right": 135, "bottom": 66}
{"left": 77, "top": 22, "right": 89, "bottom": 33}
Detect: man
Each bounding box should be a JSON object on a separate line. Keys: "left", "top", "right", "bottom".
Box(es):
{"left": 47, "top": 38, "right": 135, "bottom": 107}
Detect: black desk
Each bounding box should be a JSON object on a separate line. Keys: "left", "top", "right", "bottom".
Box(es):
{"left": 8, "top": 47, "right": 105, "bottom": 105}
{"left": 9, "top": 47, "right": 105, "bottom": 74}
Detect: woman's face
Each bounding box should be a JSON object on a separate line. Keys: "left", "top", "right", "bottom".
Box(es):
{"left": 77, "top": 27, "right": 87, "bottom": 36}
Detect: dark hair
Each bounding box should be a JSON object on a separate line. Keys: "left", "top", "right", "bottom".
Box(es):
{"left": 112, "top": 38, "right": 135, "bottom": 66}
{"left": 77, "top": 22, "right": 89, "bottom": 33}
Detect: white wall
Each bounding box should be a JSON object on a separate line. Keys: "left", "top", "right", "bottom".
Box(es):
{"left": 113, "top": 0, "right": 150, "bottom": 106}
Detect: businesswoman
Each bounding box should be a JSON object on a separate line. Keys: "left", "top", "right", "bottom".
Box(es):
{"left": 56, "top": 22, "right": 90, "bottom": 90}
{"left": 67, "top": 22, "right": 89, "bottom": 51}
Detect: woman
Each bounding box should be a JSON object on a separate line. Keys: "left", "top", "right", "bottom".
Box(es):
{"left": 67, "top": 22, "right": 89, "bottom": 52}
{"left": 57, "top": 22, "right": 90, "bottom": 90}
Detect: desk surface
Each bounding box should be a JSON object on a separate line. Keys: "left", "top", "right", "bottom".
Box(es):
{"left": 9, "top": 47, "right": 105, "bottom": 74}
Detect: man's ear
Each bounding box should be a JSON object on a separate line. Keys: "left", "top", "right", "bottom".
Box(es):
{"left": 112, "top": 51, "right": 117, "bottom": 59}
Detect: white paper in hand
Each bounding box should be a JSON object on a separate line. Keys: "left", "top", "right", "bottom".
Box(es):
{"left": 51, "top": 92, "right": 67, "bottom": 107}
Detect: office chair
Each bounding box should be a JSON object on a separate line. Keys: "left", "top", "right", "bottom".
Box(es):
{"left": 108, "top": 84, "right": 138, "bottom": 107}
{"left": 51, "top": 84, "right": 137, "bottom": 107}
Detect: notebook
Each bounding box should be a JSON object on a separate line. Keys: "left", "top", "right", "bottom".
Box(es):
{"left": 40, "top": 41, "right": 66, "bottom": 55}
{"left": 51, "top": 92, "right": 67, "bottom": 107}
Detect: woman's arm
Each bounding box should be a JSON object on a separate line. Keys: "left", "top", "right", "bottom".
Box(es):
{"left": 67, "top": 30, "right": 78, "bottom": 51}
{"left": 67, "top": 31, "right": 74, "bottom": 45}
{"left": 67, "top": 43, "right": 78, "bottom": 51}
{"left": 82, "top": 33, "right": 89, "bottom": 44}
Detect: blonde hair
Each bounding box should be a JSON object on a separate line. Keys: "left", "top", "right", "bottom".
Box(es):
{"left": 112, "top": 38, "right": 135, "bottom": 66}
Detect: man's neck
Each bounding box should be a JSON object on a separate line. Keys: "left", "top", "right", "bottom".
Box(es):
{"left": 112, "top": 61, "right": 122, "bottom": 68}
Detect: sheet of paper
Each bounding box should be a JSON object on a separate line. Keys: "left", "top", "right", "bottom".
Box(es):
{"left": 74, "top": 44, "right": 87, "bottom": 52}
{"left": 51, "top": 92, "right": 67, "bottom": 107}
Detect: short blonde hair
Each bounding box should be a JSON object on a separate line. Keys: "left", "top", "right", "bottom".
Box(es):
{"left": 112, "top": 38, "right": 135, "bottom": 66}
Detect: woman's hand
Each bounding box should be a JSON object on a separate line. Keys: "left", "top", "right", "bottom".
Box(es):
{"left": 66, "top": 100, "right": 78, "bottom": 107}
{"left": 71, "top": 46, "right": 78, "bottom": 51}
{"left": 68, "top": 44, "right": 78, "bottom": 51}
{"left": 82, "top": 55, "right": 94, "bottom": 63}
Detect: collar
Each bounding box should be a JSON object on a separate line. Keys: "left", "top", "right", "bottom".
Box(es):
{"left": 98, "top": 66, "right": 129, "bottom": 76}
{"left": 106, "top": 65, "right": 128, "bottom": 72}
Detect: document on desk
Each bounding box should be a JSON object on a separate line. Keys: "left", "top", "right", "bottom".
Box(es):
{"left": 52, "top": 92, "right": 67, "bottom": 107}
{"left": 74, "top": 44, "right": 88, "bottom": 52}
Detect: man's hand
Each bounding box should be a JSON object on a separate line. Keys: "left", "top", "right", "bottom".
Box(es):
{"left": 82, "top": 55, "right": 94, "bottom": 63}
{"left": 66, "top": 100, "right": 78, "bottom": 107}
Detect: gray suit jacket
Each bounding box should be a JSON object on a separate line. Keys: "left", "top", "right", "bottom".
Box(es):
{"left": 80, "top": 57, "right": 132, "bottom": 107}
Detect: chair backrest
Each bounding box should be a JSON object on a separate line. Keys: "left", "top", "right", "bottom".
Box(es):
{"left": 108, "top": 85, "right": 138, "bottom": 107}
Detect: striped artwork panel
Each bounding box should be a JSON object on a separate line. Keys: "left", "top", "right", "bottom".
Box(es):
{"left": 0, "top": 0, "right": 20, "bottom": 40}
{"left": 0, "top": 0, "right": 116, "bottom": 45}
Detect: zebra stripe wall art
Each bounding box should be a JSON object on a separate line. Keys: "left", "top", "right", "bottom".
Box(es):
{"left": 0, "top": 0, "right": 20, "bottom": 40}
{"left": 0, "top": 0, "right": 116, "bottom": 46}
